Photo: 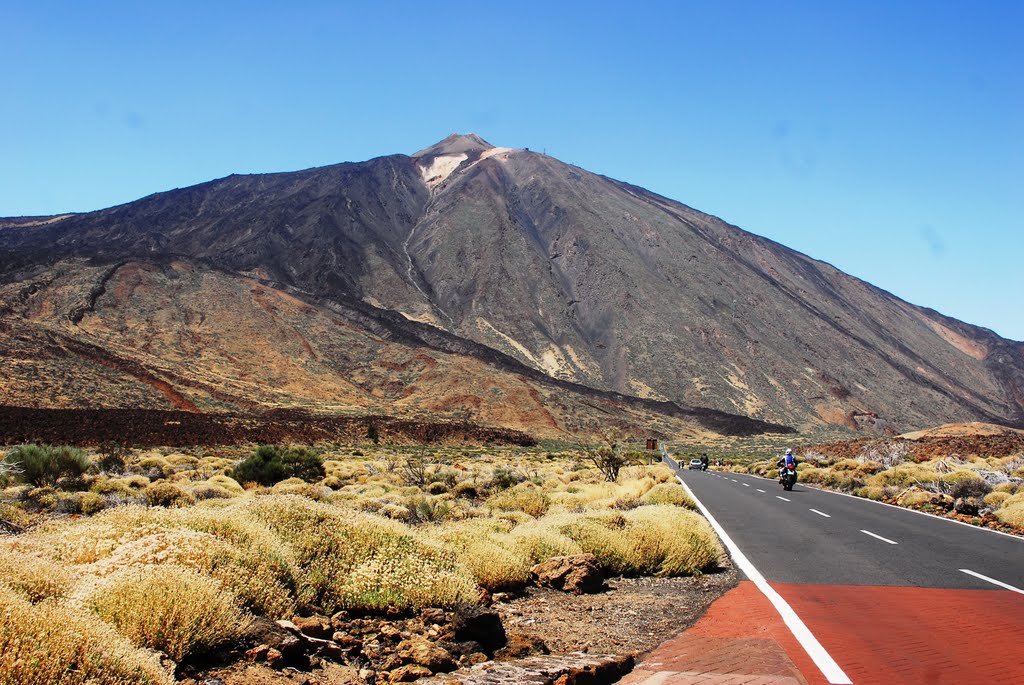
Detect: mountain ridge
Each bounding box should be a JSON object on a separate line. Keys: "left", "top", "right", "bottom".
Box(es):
{"left": 1, "top": 134, "right": 1021, "bottom": 434}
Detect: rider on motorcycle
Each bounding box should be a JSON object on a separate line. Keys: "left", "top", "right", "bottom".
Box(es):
{"left": 777, "top": 448, "right": 797, "bottom": 483}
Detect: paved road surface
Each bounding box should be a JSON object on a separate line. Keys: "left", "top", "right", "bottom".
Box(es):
{"left": 676, "top": 464, "right": 1023, "bottom": 589}
{"left": 623, "top": 452, "right": 1024, "bottom": 684}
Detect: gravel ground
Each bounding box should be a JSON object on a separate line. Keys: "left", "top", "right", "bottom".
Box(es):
{"left": 495, "top": 566, "right": 739, "bottom": 656}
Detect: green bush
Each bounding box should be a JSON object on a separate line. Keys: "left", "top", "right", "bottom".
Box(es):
{"left": 490, "top": 465, "right": 525, "bottom": 490}
{"left": 4, "top": 444, "right": 91, "bottom": 488}
{"left": 231, "top": 445, "right": 324, "bottom": 486}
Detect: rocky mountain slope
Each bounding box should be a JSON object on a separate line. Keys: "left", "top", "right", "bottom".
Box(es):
{"left": 2, "top": 133, "right": 1022, "bottom": 434}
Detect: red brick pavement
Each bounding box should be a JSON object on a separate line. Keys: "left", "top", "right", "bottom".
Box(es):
{"left": 775, "top": 583, "right": 1024, "bottom": 685}
{"left": 618, "top": 581, "right": 1024, "bottom": 685}
{"left": 617, "top": 581, "right": 823, "bottom": 685}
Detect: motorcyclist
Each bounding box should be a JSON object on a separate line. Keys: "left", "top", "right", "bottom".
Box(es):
{"left": 777, "top": 448, "right": 797, "bottom": 483}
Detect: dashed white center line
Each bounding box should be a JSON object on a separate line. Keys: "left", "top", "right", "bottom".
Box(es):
{"left": 776, "top": 496, "right": 791, "bottom": 502}
{"left": 756, "top": 488, "right": 766, "bottom": 493}
{"left": 960, "top": 569, "right": 1024, "bottom": 595}
{"left": 742, "top": 483, "right": 750, "bottom": 487}
{"left": 731, "top": 479, "right": 738, "bottom": 482}
{"left": 810, "top": 509, "right": 831, "bottom": 518}
{"left": 861, "top": 529, "right": 898, "bottom": 545}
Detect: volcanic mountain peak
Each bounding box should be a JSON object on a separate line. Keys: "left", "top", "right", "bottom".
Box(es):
{"left": 413, "top": 132, "right": 494, "bottom": 158}
{"left": 1, "top": 133, "right": 1022, "bottom": 435}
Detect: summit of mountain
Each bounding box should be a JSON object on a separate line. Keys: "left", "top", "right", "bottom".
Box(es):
{"left": 413, "top": 132, "right": 495, "bottom": 158}
{"left": 1, "top": 134, "right": 1022, "bottom": 437}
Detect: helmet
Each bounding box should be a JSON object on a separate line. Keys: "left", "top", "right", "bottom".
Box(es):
{"left": 785, "top": 448, "right": 793, "bottom": 455}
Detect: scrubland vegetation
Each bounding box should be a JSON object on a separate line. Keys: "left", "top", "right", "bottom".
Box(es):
{"left": 720, "top": 440, "right": 1024, "bottom": 530}
{"left": 0, "top": 441, "right": 720, "bottom": 684}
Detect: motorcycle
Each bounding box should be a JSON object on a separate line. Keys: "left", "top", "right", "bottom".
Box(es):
{"left": 778, "top": 464, "right": 796, "bottom": 491}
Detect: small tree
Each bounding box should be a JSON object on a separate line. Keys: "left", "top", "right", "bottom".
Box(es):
{"left": 401, "top": 450, "right": 431, "bottom": 486}
{"left": 585, "top": 432, "right": 635, "bottom": 482}
{"left": 96, "top": 440, "right": 128, "bottom": 474}
{"left": 231, "top": 445, "right": 324, "bottom": 486}
{"left": 367, "top": 421, "right": 380, "bottom": 445}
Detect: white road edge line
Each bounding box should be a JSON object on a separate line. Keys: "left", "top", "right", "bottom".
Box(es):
{"left": 777, "top": 496, "right": 791, "bottom": 502}
{"left": 960, "top": 569, "right": 1024, "bottom": 595}
{"left": 860, "top": 529, "right": 898, "bottom": 545}
{"left": 672, "top": 474, "right": 851, "bottom": 684}
{"left": 810, "top": 509, "right": 831, "bottom": 518}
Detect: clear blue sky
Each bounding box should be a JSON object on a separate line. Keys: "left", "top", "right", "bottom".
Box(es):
{"left": 2, "top": 1, "right": 1021, "bottom": 340}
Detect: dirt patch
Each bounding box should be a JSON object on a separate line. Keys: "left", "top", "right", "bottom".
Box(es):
{"left": 495, "top": 568, "right": 738, "bottom": 656}
{"left": 187, "top": 569, "right": 738, "bottom": 685}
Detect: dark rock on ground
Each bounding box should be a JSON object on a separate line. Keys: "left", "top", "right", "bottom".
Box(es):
{"left": 530, "top": 554, "right": 605, "bottom": 595}
{"left": 451, "top": 605, "right": 507, "bottom": 654}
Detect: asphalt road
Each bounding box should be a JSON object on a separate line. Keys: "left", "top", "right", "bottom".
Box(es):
{"left": 668, "top": 459, "right": 1024, "bottom": 590}
{"left": 661, "top": 453, "right": 1024, "bottom": 684}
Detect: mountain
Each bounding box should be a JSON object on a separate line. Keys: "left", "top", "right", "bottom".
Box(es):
{"left": 1, "top": 133, "right": 1022, "bottom": 436}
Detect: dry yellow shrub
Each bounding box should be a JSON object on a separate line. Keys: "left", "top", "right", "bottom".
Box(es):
{"left": 246, "top": 496, "right": 478, "bottom": 612}
{"left": 561, "top": 506, "right": 722, "bottom": 576}
{"left": 508, "top": 519, "right": 583, "bottom": 563}
{"left": 206, "top": 474, "right": 244, "bottom": 494}
{"left": 856, "top": 483, "right": 888, "bottom": 499}
{"left": 0, "top": 587, "right": 173, "bottom": 685}
{"left": 198, "top": 456, "right": 235, "bottom": 472}
{"left": 15, "top": 504, "right": 299, "bottom": 618}
{"left": 487, "top": 485, "right": 551, "bottom": 518}
{"left": 145, "top": 482, "right": 194, "bottom": 507}
{"left": 429, "top": 520, "right": 531, "bottom": 591}
{"left": 137, "top": 457, "right": 173, "bottom": 478}
{"left": 869, "top": 464, "right": 940, "bottom": 488}
{"left": 88, "top": 565, "right": 249, "bottom": 662}
{"left": 0, "top": 547, "right": 73, "bottom": 603}
{"left": 983, "top": 491, "right": 1010, "bottom": 508}
{"left": 896, "top": 489, "right": 931, "bottom": 506}
{"left": 93, "top": 475, "right": 150, "bottom": 496}
{"left": 995, "top": 502, "right": 1024, "bottom": 529}
{"left": 165, "top": 453, "right": 199, "bottom": 468}
{"left": 641, "top": 483, "right": 695, "bottom": 509}
{"left": 1002, "top": 492, "right": 1024, "bottom": 508}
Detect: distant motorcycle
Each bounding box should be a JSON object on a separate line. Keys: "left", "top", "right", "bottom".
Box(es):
{"left": 779, "top": 463, "right": 796, "bottom": 491}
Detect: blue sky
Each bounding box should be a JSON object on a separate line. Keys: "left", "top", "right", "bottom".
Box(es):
{"left": 2, "top": 1, "right": 1021, "bottom": 339}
